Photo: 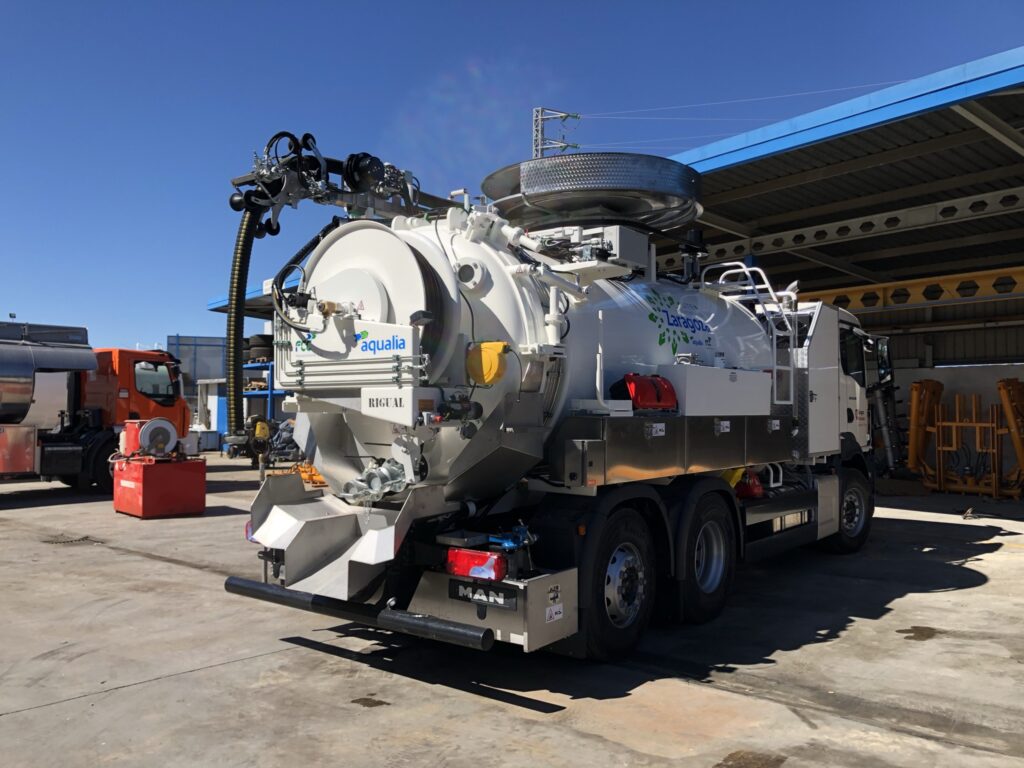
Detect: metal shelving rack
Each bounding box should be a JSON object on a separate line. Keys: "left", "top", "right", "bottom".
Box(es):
{"left": 242, "top": 360, "right": 289, "bottom": 420}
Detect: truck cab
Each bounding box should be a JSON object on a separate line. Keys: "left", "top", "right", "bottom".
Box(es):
{"left": 0, "top": 323, "right": 190, "bottom": 492}
{"left": 83, "top": 349, "right": 191, "bottom": 438}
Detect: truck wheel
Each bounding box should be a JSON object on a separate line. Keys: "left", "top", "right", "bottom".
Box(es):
{"left": 90, "top": 440, "right": 118, "bottom": 494}
{"left": 681, "top": 494, "right": 736, "bottom": 624}
{"left": 823, "top": 469, "right": 873, "bottom": 554}
{"left": 583, "top": 508, "right": 656, "bottom": 660}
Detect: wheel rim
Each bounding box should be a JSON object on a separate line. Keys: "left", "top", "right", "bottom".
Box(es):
{"left": 694, "top": 520, "right": 726, "bottom": 594}
{"left": 603, "top": 542, "right": 646, "bottom": 628}
{"left": 841, "top": 485, "right": 867, "bottom": 536}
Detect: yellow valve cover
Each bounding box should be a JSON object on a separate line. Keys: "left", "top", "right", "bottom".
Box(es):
{"left": 721, "top": 467, "right": 745, "bottom": 487}
{"left": 466, "top": 341, "right": 509, "bottom": 385}
{"left": 254, "top": 421, "right": 271, "bottom": 440}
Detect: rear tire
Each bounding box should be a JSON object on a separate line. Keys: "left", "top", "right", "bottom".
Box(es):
{"left": 582, "top": 508, "right": 656, "bottom": 660}
{"left": 823, "top": 469, "right": 873, "bottom": 554}
{"left": 680, "top": 493, "right": 736, "bottom": 624}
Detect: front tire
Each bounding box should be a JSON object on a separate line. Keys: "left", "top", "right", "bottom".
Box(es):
{"left": 90, "top": 440, "right": 118, "bottom": 494}
{"left": 582, "top": 508, "right": 656, "bottom": 660}
{"left": 680, "top": 493, "right": 736, "bottom": 624}
{"left": 823, "top": 469, "right": 873, "bottom": 554}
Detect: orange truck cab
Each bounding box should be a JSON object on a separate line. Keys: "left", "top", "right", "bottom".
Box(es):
{"left": 64, "top": 349, "right": 192, "bottom": 491}
{"left": 84, "top": 350, "right": 191, "bottom": 437}
{"left": 0, "top": 325, "right": 191, "bottom": 492}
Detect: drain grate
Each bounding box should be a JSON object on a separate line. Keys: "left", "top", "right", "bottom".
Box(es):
{"left": 42, "top": 534, "right": 102, "bottom": 545}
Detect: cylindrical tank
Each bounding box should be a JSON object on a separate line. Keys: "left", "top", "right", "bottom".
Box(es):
{"left": 0, "top": 325, "right": 96, "bottom": 426}
{"left": 277, "top": 213, "right": 773, "bottom": 502}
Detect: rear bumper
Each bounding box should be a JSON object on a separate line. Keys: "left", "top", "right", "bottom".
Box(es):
{"left": 224, "top": 576, "right": 495, "bottom": 651}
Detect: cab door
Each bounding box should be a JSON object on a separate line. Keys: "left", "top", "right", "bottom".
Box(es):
{"left": 838, "top": 325, "right": 870, "bottom": 449}
{"left": 805, "top": 304, "right": 841, "bottom": 456}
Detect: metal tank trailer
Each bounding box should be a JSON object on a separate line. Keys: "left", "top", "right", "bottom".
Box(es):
{"left": 223, "top": 134, "right": 886, "bottom": 659}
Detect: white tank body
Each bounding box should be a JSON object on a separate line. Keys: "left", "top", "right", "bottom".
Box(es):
{"left": 278, "top": 213, "right": 774, "bottom": 501}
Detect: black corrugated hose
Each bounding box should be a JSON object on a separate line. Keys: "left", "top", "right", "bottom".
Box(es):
{"left": 274, "top": 216, "right": 344, "bottom": 287}
{"left": 226, "top": 208, "right": 261, "bottom": 435}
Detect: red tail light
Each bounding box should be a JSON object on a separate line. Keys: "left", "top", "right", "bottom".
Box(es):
{"left": 446, "top": 548, "right": 507, "bottom": 581}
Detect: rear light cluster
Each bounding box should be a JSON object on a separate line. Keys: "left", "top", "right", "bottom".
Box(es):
{"left": 445, "top": 547, "right": 507, "bottom": 581}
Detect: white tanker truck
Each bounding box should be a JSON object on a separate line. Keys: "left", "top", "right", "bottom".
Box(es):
{"left": 223, "top": 135, "right": 887, "bottom": 658}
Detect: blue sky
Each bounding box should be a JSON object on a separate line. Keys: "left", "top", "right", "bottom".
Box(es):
{"left": 3, "top": 1, "right": 1023, "bottom": 348}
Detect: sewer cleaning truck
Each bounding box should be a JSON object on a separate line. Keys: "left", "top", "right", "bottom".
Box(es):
{"left": 223, "top": 133, "right": 889, "bottom": 658}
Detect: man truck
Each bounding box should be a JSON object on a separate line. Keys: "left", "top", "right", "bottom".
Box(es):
{"left": 222, "top": 135, "right": 890, "bottom": 658}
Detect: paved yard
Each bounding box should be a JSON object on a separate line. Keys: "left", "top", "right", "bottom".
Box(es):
{"left": 1, "top": 457, "right": 1022, "bottom": 767}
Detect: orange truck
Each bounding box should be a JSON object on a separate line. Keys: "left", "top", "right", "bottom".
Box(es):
{"left": 0, "top": 322, "right": 190, "bottom": 492}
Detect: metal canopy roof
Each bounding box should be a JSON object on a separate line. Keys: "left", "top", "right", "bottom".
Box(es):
{"left": 672, "top": 46, "right": 1024, "bottom": 293}
{"left": 207, "top": 284, "right": 279, "bottom": 319}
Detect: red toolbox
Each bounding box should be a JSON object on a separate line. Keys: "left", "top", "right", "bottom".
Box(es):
{"left": 113, "top": 456, "right": 206, "bottom": 518}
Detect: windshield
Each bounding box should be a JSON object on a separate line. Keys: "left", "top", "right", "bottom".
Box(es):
{"left": 135, "top": 360, "right": 177, "bottom": 406}
{"left": 839, "top": 327, "right": 867, "bottom": 387}
{"left": 860, "top": 334, "right": 894, "bottom": 390}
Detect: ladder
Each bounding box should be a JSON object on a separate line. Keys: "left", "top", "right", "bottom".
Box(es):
{"left": 701, "top": 262, "right": 797, "bottom": 405}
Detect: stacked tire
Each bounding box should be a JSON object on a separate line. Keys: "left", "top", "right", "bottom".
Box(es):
{"left": 247, "top": 334, "right": 272, "bottom": 362}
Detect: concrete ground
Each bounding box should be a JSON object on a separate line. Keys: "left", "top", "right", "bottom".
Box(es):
{"left": 1, "top": 457, "right": 1022, "bottom": 768}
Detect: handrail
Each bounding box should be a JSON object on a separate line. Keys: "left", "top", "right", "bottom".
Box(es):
{"left": 701, "top": 261, "right": 796, "bottom": 405}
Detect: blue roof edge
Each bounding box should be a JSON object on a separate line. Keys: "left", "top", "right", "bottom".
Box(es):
{"left": 672, "top": 46, "right": 1024, "bottom": 173}
{"left": 206, "top": 276, "right": 300, "bottom": 312}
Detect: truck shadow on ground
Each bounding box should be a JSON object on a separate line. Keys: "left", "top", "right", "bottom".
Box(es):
{"left": 0, "top": 475, "right": 260, "bottom": 509}
{"left": 283, "top": 515, "right": 1014, "bottom": 714}
{"left": 205, "top": 478, "right": 261, "bottom": 494}
{"left": 0, "top": 485, "right": 102, "bottom": 510}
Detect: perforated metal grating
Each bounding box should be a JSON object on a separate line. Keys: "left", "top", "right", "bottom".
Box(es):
{"left": 482, "top": 152, "right": 701, "bottom": 231}
{"left": 517, "top": 153, "right": 698, "bottom": 197}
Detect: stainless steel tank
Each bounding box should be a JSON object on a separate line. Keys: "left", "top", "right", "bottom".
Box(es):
{"left": 0, "top": 323, "right": 96, "bottom": 425}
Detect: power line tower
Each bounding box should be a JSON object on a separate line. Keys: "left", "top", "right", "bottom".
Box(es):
{"left": 532, "top": 107, "right": 581, "bottom": 158}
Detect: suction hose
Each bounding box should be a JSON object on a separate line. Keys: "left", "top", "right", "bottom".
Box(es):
{"left": 226, "top": 208, "right": 262, "bottom": 435}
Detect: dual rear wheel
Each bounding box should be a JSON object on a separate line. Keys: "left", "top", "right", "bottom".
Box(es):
{"left": 579, "top": 470, "right": 872, "bottom": 659}
{"left": 582, "top": 494, "right": 737, "bottom": 659}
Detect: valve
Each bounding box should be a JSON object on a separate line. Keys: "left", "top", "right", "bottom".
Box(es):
{"left": 341, "top": 459, "right": 408, "bottom": 503}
